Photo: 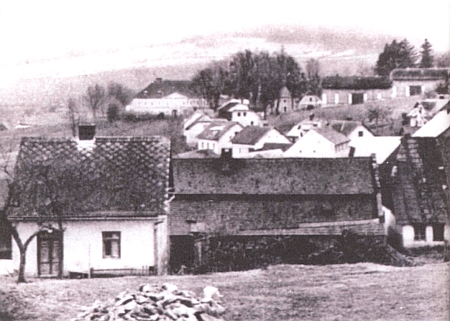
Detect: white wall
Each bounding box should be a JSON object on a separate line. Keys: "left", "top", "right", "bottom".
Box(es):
{"left": 184, "top": 122, "right": 211, "bottom": 146}
{"left": 347, "top": 125, "right": 375, "bottom": 141}
{"left": 126, "top": 98, "right": 208, "bottom": 116}
{"left": 231, "top": 111, "right": 261, "bottom": 127}
{"left": 402, "top": 223, "right": 450, "bottom": 248}
{"left": 284, "top": 131, "right": 335, "bottom": 157}
{"left": 12, "top": 219, "right": 162, "bottom": 276}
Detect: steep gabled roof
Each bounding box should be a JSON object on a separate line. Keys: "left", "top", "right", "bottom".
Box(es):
{"left": 313, "top": 127, "right": 350, "bottom": 145}
{"left": 12, "top": 136, "right": 170, "bottom": 220}
{"left": 390, "top": 68, "right": 449, "bottom": 81}
{"left": 172, "top": 157, "right": 376, "bottom": 195}
{"left": 231, "top": 126, "right": 272, "bottom": 145}
{"left": 196, "top": 122, "right": 242, "bottom": 141}
{"left": 279, "top": 87, "right": 291, "bottom": 98}
{"left": 328, "top": 120, "right": 371, "bottom": 137}
{"left": 135, "top": 79, "right": 198, "bottom": 99}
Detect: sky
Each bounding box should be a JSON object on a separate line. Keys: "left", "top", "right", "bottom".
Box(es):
{"left": 0, "top": 0, "right": 448, "bottom": 82}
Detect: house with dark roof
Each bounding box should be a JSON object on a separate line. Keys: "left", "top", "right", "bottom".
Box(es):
{"left": 217, "top": 99, "right": 250, "bottom": 120}
{"left": 196, "top": 121, "right": 243, "bottom": 155}
{"left": 8, "top": 127, "right": 171, "bottom": 277}
{"left": 390, "top": 68, "right": 449, "bottom": 97}
{"left": 183, "top": 111, "right": 214, "bottom": 147}
{"left": 328, "top": 120, "right": 375, "bottom": 142}
{"left": 229, "top": 104, "right": 263, "bottom": 127}
{"left": 125, "top": 78, "right": 208, "bottom": 116}
{"left": 321, "top": 76, "right": 392, "bottom": 106}
{"left": 284, "top": 127, "right": 350, "bottom": 158}
{"left": 390, "top": 113, "right": 450, "bottom": 247}
{"left": 231, "top": 126, "right": 291, "bottom": 158}
{"left": 169, "top": 156, "right": 384, "bottom": 271}
{"left": 286, "top": 115, "right": 328, "bottom": 143}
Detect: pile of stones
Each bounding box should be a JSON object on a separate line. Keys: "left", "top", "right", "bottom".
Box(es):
{"left": 72, "top": 284, "right": 226, "bottom": 321}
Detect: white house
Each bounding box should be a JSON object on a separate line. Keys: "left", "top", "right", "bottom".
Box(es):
{"left": 406, "top": 99, "right": 450, "bottom": 127}
{"left": 390, "top": 68, "right": 449, "bottom": 98}
{"left": 183, "top": 111, "right": 215, "bottom": 146}
{"left": 284, "top": 127, "right": 350, "bottom": 158}
{"left": 197, "top": 121, "right": 243, "bottom": 155}
{"left": 297, "top": 95, "right": 322, "bottom": 110}
{"left": 328, "top": 120, "right": 374, "bottom": 142}
{"left": 125, "top": 78, "right": 208, "bottom": 116}
{"left": 230, "top": 104, "right": 262, "bottom": 127}
{"left": 286, "top": 115, "right": 328, "bottom": 143}
{"left": 8, "top": 130, "right": 170, "bottom": 277}
{"left": 231, "top": 126, "right": 291, "bottom": 158}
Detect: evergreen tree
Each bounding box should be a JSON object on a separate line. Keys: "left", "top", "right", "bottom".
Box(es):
{"left": 375, "top": 39, "right": 417, "bottom": 76}
{"left": 419, "top": 39, "right": 434, "bottom": 68}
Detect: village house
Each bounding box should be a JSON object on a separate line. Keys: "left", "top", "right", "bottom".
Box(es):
{"left": 169, "top": 156, "right": 384, "bottom": 271}
{"left": 297, "top": 95, "right": 322, "bottom": 110}
{"left": 125, "top": 78, "right": 208, "bottom": 116}
{"left": 390, "top": 68, "right": 449, "bottom": 98}
{"left": 6, "top": 127, "right": 171, "bottom": 277}
{"left": 284, "top": 127, "right": 350, "bottom": 158}
{"left": 321, "top": 76, "right": 392, "bottom": 106}
{"left": 390, "top": 108, "right": 450, "bottom": 247}
{"left": 230, "top": 104, "right": 263, "bottom": 127}
{"left": 328, "top": 120, "right": 375, "bottom": 142}
{"left": 217, "top": 99, "right": 250, "bottom": 120}
{"left": 196, "top": 121, "right": 243, "bottom": 155}
{"left": 405, "top": 98, "right": 450, "bottom": 128}
{"left": 183, "top": 111, "right": 215, "bottom": 147}
{"left": 285, "top": 115, "right": 328, "bottom": 143}
{"left": 231, "top": 126, "right": 291, "bottom": 158}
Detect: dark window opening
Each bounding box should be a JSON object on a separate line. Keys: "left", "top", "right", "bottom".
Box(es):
{"left": 0, "top": 224, "right": 11, "bottom": 259}
{"left": 433, "top": 224, "right": 445, "bottom": 241}
{"left": 409, "top": 86, "right": 422, "bottom": 96}
{"left": 103, "top": 232, "right": 121, "bottom": 258}
{"left": 413, "top": 224, "right": 426, "bottom": 241}
{"left": 358, "top": 131, "right": 363, "bottom": 137}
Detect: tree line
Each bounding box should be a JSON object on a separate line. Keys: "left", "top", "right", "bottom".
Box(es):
{"left": 190, "top": 49, "right": 321, "bottom": 116}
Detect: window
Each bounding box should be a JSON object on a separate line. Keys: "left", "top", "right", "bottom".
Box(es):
{"left": 250, "top": 121, "right": 254, "bottom": 125}
{"left": 237, "top": 112, "right": 241, "bottom": 117}
{"left": 103, "top": 232, "right": 121, "bottom": 258}
{"left": 243, "top": 112, "right": 247, "bottom": 116}
{"left": 358, "top": 131, "right": 363, "bottom": 137}
{"left": 413, "top": 224, "right": 426, "bottom": 241}
{"left": 433, "top": 224, "right": 445, "bottom": 241}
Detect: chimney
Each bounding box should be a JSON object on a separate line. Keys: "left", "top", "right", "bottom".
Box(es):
{"left": 78, "top": 123, "right": 96, "bottom": 140}
{"left": 309, "top": 113, "right": 315, "bottom": 121}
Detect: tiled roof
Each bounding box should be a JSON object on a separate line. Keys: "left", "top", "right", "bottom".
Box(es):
{"left": 135, "top": 79, "right": 198, "bottom": 99}
{"left": 391, "top": 68, "right": 449, "bottom": 81}
{"left": 260, "top": 143, "right": 292, "bottom": 152}
{"left": 279, "top": 86, "right": 291, "bottom": 98}
{"left": 12, "top": 136, "right": 170, "bottom": 219}
{"left": 328, "top": 120, "right": 369, "bottom": 137}
{"left": 313, "top": 127, "right": 350, "bottom": 145}
{"left": 231, "top": 126, "right": 271, "bottom": 145}
{"left": 196, "top": 122, "right": 242, "bottom": 141}
{"left": 174, "top": 149, "right": 220, "bottom": 159}
{"left": 173, "top": 157, "right": 375, "bottom": 195}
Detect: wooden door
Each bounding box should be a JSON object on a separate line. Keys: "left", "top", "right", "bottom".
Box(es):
{"left": 38, "top": 231, "right": 62, "bottom": 277}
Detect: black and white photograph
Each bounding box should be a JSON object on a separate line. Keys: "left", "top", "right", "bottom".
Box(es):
{"left": 0, "top": 0, "right": 449, "bottom": 320}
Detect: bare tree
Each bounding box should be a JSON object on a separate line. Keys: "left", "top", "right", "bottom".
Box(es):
{"left": 67, "top": 97, "right": 78, "bottom": 137}
{"left": 83, "top": 84, "right": 106, "bottom": 120}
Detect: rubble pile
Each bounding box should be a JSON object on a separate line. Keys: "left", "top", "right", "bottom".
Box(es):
{"left": 72, "top": 284, "right": 226, "bottom": 321}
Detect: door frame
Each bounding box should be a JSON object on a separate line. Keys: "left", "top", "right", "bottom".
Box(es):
{"left": 37, "top": 230, "right": 63, "bottom": 277}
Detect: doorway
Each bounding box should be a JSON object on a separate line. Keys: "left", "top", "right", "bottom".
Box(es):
{"left": 37, "top": 230, "right": 62, "bottom": 277}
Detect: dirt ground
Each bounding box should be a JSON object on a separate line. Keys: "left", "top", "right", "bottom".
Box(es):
{"left": 1, "top": 261, "right": 449, "bottom": 321}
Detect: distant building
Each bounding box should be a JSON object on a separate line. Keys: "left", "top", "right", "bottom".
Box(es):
{"left": 230, "top": 104, "right": 262, "bottom": 127}
{"left": 297, "top": 95, "right": 322, "bottom": 110}
{"left": 284, "top": 127, "right": 350, "bottom": 158}
{"left": 285, "top": 115, "right": 327, "bottom": 143}
{"left": 321, "top": 76, "right": 392, "bottom": 106}
{"left": 405, "top": 98, "right": 450, "bottom": 128}
{"left": 276, "top": 86, "right": 293, "bottom": 113}
{"left": 390, "top": 68, "right": 449, "bottom": 98}
{"left": 197, "top": 121, "right": 243, "bottom": 155}
{"left": 231, "top": 126, "right": 291, "bottom": 158}
{"left": 183, "top": 111, "right": 215, "bottom": 147}
{"left": 125, "top": 78, "right": 208, "bottom": 116}
{"left": 328, "top": 120, "right": 375, "bottom": 142}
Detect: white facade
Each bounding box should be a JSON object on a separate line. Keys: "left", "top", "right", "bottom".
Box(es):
{"left": 402, "top": 224, "right": 450, "bottom": 248}
{"left": 232, "top": 129, "right": 291, "bottom": 158}
{"left": 11, "top": 217, "right": 167, "bottom": 277}
{"left": 284, "top": 130, "right": 349, "bottom": 158}
{"left": 286, "top": 119, "right": 326, "bottom": 142}
{"left": 231, "top": 109, "right": 262, "bottom": 127}
{"left": 297, "top": 96, "right": 322, "bottom": 110}
{"left": 185, "top": 121, "right": 212, "bottom": 146}
{"left": 126, "top": 93, "right": 208, "bottom": 116}
{"left": 197, "top": 124, "right": 243, "bottom": 155}
{"left": 346, "top": 125, "right": 375, "bottom": 142}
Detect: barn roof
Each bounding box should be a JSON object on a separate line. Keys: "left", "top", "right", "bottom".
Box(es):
{"left": 11, "top": 136, "right": 171, "bottom": 220}
{"left": 172, "top": 157, "right": 376, "bottom": 195}
{"left": 196, "top": 122, "right": 242, "bottom": 141}
{"left": 313, "top": 127, "right": 350, "bottom": 145}
{"left": 321, "top": 76, "right": 392, "bottom": 90}
{"left": 328, "top": 120, "right": 372, "bottom": 137}
{"left": 390, "top": 68, "right": 449, "bottom": 81}
{"left": 135, "top": 79, "right": 198, "bottom": 99}
{"left": 231, "top": 126, "right": 272, "bottom": 145}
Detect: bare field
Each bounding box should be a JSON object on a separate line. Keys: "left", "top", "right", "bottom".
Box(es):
{"left": 1, "top": 262, "right": 449, "bottom": 321}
